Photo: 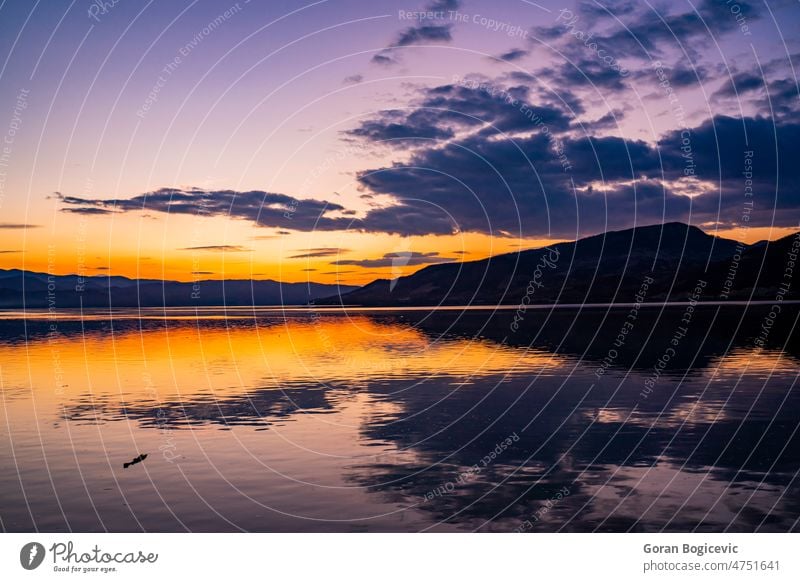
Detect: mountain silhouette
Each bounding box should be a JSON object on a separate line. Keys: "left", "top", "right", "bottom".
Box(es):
{"left": 0, "top": 270, "right": 357, "bottom": 308}
{"left": 319, "top": 222, "right": 800, "bottom": 306}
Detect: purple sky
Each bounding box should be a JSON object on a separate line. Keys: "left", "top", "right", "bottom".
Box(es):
{"left": 0, "top": 0, "right": 798, "bottom": 281}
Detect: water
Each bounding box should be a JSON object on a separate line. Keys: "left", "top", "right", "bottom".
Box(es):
{"left": 1, "top": 304, "right": 798, "bottom": 532}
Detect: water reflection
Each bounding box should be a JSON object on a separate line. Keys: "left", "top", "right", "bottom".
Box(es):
{"left": 1, "top": 305, "right": 798, "bottom": 532}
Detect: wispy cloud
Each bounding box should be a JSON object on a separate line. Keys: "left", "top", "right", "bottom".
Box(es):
{"left": 0, "top": 222, "right": 41, "bottom": 229}
{"left": 289, "top": 247, "right": 350, "bottom": 259}
{"left": 56, "top": 188, "right": 353, "bottom": 232}
{"left": 492, "top": 48, "right": 529, "bottom": 62}
{"left": 61, "top": 207, "right": 118, "bottom": 215}
{"left": 371, "top": 0, "right": 461, "bottom": 65}
{"left": 333, "top": 251, "right": 454, "bottom": 268}
{"left": 179, "top": 245, "right": 252, "bottom": 252}
{"left": 393, "top": 24, "right": 453, "bottom": 47}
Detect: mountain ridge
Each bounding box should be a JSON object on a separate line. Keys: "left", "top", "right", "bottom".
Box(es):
{"left": 317, "top": 222, "right": 800, "bottom": 306}
{"left": 0, "top": 269, "right": 358, "bottom": 308}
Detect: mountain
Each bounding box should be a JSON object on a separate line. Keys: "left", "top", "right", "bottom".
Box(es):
{"left": 0, "top": 270, "right": 358, "bottom": 308}
{"left": 318, "top": 222, "right": 800, "bottom": 306}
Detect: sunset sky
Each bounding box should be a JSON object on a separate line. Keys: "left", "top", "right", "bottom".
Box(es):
{"left": 0, "top": 0, "right": 798, "bottom": 284}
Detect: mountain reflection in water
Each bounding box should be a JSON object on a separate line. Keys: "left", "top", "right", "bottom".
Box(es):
{"left": 1, "top": 305, "right": 798, "bottom": 532}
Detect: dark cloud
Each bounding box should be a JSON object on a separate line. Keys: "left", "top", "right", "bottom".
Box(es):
{"left": 343, "top": 74, "right": 364, "bottom": 84}
{"left": 57, "top": 188, "right": 355, "bottom": 232}
{"left": 353, "top": 110, "right": 800, "bottom": 237}
{"left": 60, "top": 207, "right": 118, "bottom": 215}
{"left": 532, "top": 0, "right": 760, "bottom": 67}
{"left": 493, "top": 49, "right": 529, "bottom": 62}
{"left": 586, "top": 0, "right": 761, "bottom": 59}
{"left": 427, "top": 0, "right": 460, "bottom": 10}
{"left": 372, "top": 2, "right": 457, "bottom": 67}
{"left": 289, "top": 247, "right": 350, "bottom": 259}
{"left": 713, "top": 72, "right": 765, "bottom": 98}
{"left": 582, "top": 109, "right": 625, "bottom": 131}
{"left": 354, "top": 128, "right": 670, "bottom": 238}
{"left": 576, "top": 0, "right": 637, "bottom": 20}
{"left": 668, "top": 64, "right": 712, "bottom": 88}
{"left": 346, "top": 109, "right": 456, "bottom": 144}
{"left": 191, "top": 271, "right": 214, "bottom": 275}
{"left": 657, "top": 115, "right": 800, "bottom": 228}
{"left": 529, "top": 24, "right": 562, "bottom": 41}
{"left": 346, "top": 81, "right": 573, "bottom": 147}
{"left": 371, "top": 53, "right": 398, "bottom": 66}
{"left": 766, "top": 78, "right": 800, "bottom": 120}
{"left": 632, "top": 62, "right": 713, "bottom": 89}
{"left": 542, "top": 59, "right": 629, "bottom": 92}
{"left": 393, "top": 24, "right": 453, "bottom": 47}
{"left": 333, "top": 251, "right": 454, "bottom": 268}
{"left": 0, "top": 249, "right": 22, "bottom": 253}
{"left": 179, "top": 245, "right": 252, "bottom": 252}
{"left": 0, "top": 223, "right": 40, "bottom": 229}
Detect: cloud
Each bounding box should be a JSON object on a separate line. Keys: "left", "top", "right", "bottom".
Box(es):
{"left": 343, "top": 74, "right": 364, "bottom": 85}
{"left": 332, "top": 251, "right": 455, "bottom": 268}
{"left": 393, "top": 24, "right": 453, "bottom": 47}
{"left": 584, "top": 0, "right": 761, "bottom": 59}
{"left": 541, "top": 58, "right": 629, "bottom": 92}
{"left": 346, "top": 81, "right": 572, "bottom": 147}
{"left": 494, "top": 48, "right": 529, "bottom": 62}
{"left": 576, "top": 0, "right": 637, "bottom": 20}
{"left": 179, "top": 245, "right": 252, "bottom": 252}
{"left": 289, "top": 247, "right": 350, "bottom": 259}
{"left": 57, "top": 188, "right": 355, "bottom": 232}
{"left": 632, "top": 62, "right": 712, "bottom": 89}
{"left": 0, "top": 249, "right": 23, "bottom": 253}
{"left": 0, "top": 223, "right": 40, "bottom": 229}
{"left": 372, "top": 1, "right": 459, "bottom": 67}
{"left": 346, "top": 109, "right": 456, "bottom": 144}
{"left": 53, "top": 85, "right": 800, "bottom": 241}
{"left": 353, "top": 104, "right": 800, "bottom": 237}
{"left": 191, "top": 271, "right": 214, "bottom": 275}
{"left": 657, "top": 115, "right": 800, "bottom": 228}
{"left": 667, "top": 64, "right": 713, "bottom": 88}
{"left": 370, "top": 23, "right": 453, "bottom": 66}
{"left": 712, "top": 72, "right": 765, "bottom": 98}
{"left": 767, "top": 78, "right": 800, "bottom": 120}
{"left": 582, "top": 109, "right": 626, "bottom": 131}
{"left": 427, "top": 0, "right": 460, "bottom": 10}
{"left": 60, "top": 207, "right": 118, "bottom": 215}
{"left": 371, "top": 53, "right": 398, "bottom": 66}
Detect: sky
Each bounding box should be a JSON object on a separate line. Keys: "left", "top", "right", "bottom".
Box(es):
{"left": 0, "top": 0, "right": 798, "bottom": 284}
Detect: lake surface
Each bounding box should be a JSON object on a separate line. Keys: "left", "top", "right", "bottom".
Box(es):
{"left": 1, "top": 304, "right": 799, "bottom": 532}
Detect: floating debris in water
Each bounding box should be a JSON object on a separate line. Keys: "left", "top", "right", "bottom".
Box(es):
{"left": 123, "top": 453, "right": 148, "bottom": 469}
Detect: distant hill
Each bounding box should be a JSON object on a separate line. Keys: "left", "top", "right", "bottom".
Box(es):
{"left": 318, "top": 222, "right": 800, "bottom": 306}
{"left": 0, "top": 270, "right": 358, "bottom": 308}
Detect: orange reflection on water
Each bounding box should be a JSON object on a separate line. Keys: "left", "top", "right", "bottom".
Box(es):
{"left": 0, "top": 314, "right": 559, "bottom": 408}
